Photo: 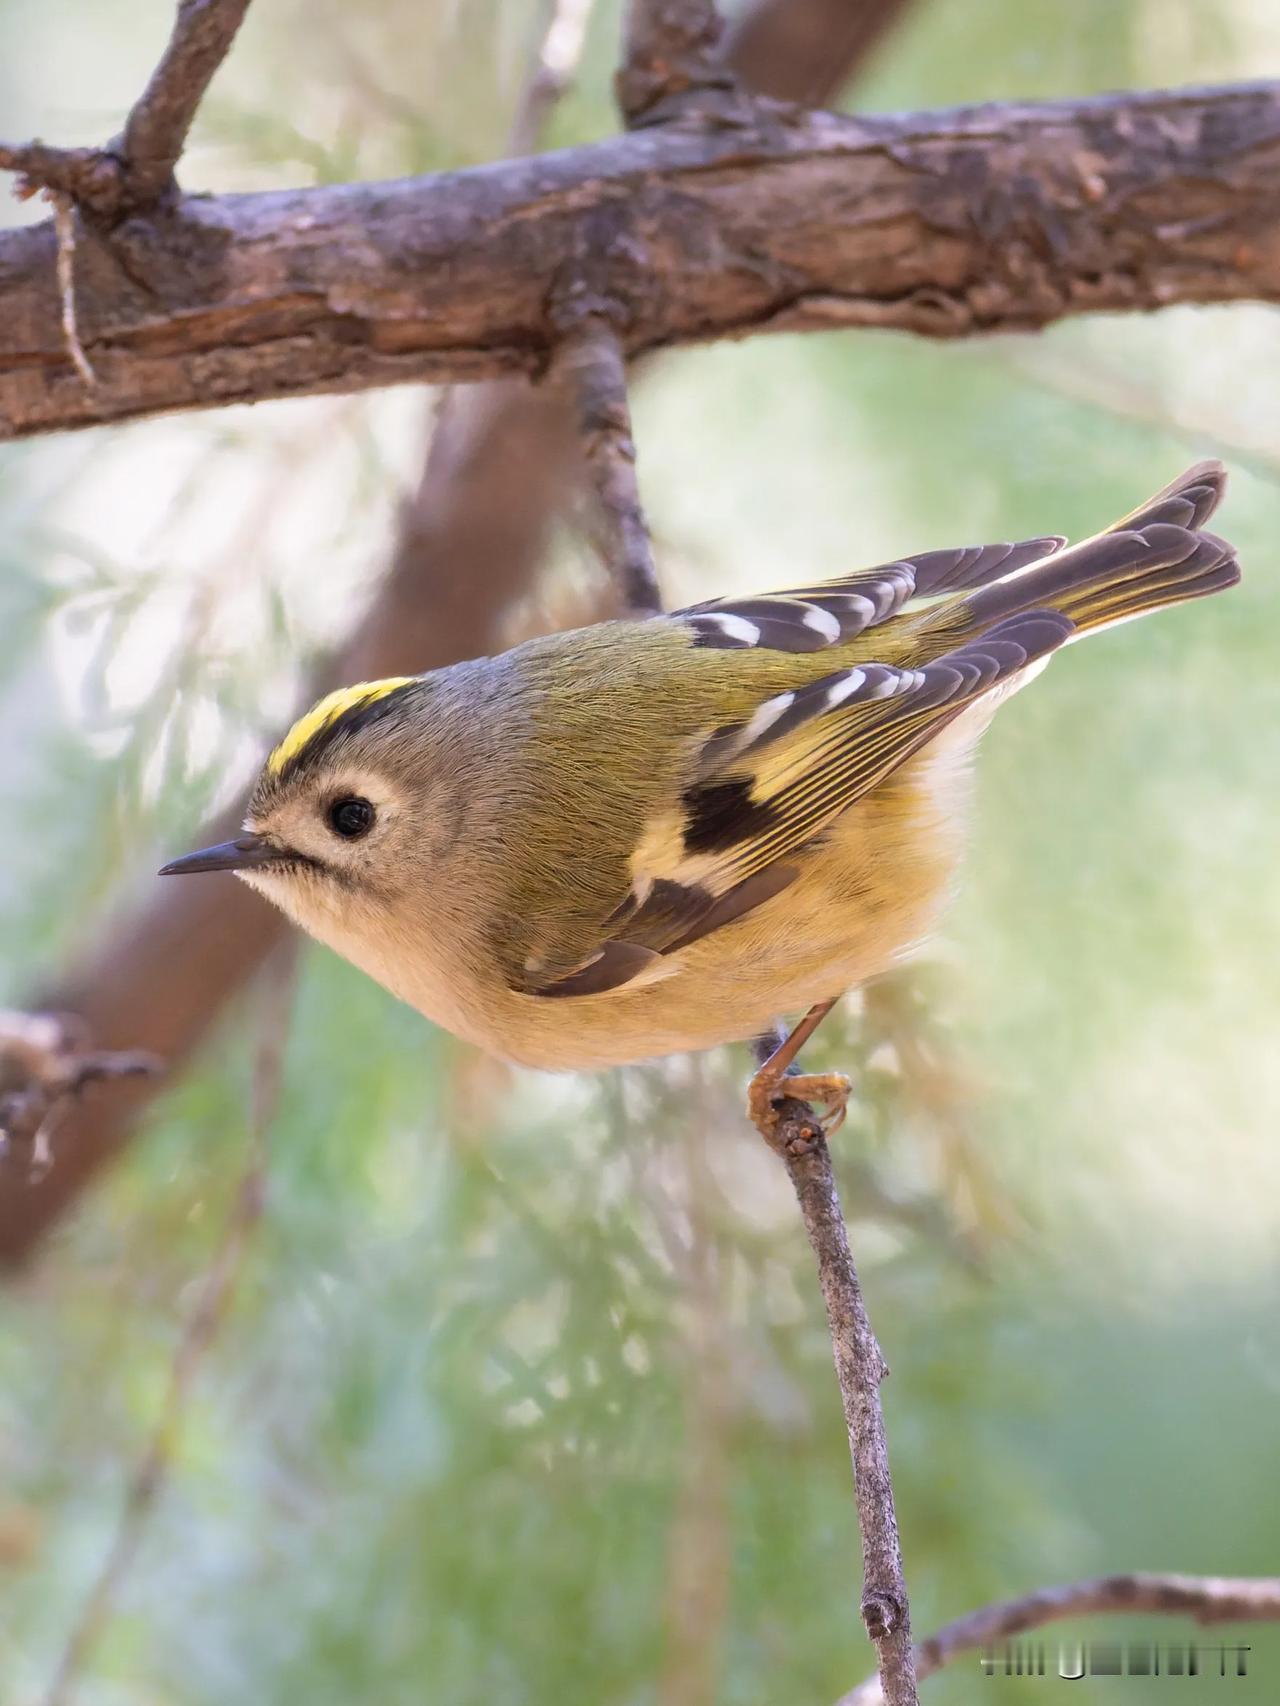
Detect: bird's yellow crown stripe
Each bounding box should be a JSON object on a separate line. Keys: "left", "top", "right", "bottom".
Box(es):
{"left": 268, "top": 678, "right": 414, "bottom": 775}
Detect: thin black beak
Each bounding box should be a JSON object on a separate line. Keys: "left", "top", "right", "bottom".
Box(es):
{"left": 158, "top": 833, "right": 284, "bottom": 877}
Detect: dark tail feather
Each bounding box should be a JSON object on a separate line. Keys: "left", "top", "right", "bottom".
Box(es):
{"left": 956, "top": 462, "right": 1239, "bottom": 638}
{"left": 1111, "top": 458, "right": 1226, "bottom": 532}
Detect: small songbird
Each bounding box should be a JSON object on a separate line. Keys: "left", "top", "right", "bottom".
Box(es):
{"left": 161, "top": 463, "right": 1238, "bottom": 1131}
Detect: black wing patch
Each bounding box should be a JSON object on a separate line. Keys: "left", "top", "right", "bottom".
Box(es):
{"left": 680, "top": 777, "right": 782, "bottom": 854}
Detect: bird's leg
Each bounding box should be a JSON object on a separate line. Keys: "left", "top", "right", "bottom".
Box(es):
{"left": 747, "top": 998, "right": 852, "bottom": 1149}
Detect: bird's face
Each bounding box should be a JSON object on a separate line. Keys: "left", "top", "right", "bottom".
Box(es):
{"left": 161, "top": 755, "right": 424, "bottom": 930}
{"left": 160, "top": 677, "right": 487, "bottom": 1011}
{"left": 165, "top": 675, "right": 458, "bottom": 893}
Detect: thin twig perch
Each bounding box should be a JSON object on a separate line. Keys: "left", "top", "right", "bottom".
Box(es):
{"left": 555, "top": 311, "right": 664, "bottom": 618}
{"left": 0, "top": 1011, "right": 158, "bottom": 1177}
{"left": 837, "top": 1573, "right": 1280, "bottom": 1704}
{"left": 753, "top": 1038, "right": 919, "bottom": 1706}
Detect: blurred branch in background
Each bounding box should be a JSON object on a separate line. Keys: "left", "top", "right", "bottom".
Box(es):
{"left": 40, "top": 942, "right": 296, "bottom": 1706}
{"left": 0, "top": 0, "right": 918, "bottom": 1268}
{"left": 510, "top": 0, "right": 597, "bottom": 155}
{"left": 838, "top": 1573, "right": 1280, "bottom": 1704}
{"left": 0, "top": 1013, "right": 158, "bottom": 1177}
{"left": 727, "top": 0, "right": 912, "bottom": 106}
{"left": 3, "top": 78, "right": 1279, "bottom": 436}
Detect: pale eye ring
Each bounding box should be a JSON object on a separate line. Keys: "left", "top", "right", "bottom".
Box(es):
{"left": 328, "top": 796, "right": 375, "bottom": 839}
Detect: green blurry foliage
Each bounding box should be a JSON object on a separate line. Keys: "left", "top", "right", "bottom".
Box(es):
{"left": 1, "top": 0, "right": 1279, "bottom": 1702}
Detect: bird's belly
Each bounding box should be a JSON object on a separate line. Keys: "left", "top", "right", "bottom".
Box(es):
{"left": 466, "top": 757, "right": 972, "bottom": 1072}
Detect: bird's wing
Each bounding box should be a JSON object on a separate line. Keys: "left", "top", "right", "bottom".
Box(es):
{"left": 523, "top": 461, "right": 1234, "bottom": 999}
{"left": 673, "top": 535, "right": 1065, "bottom": 654}
{"left": 524, "top": 607, "right": 1074, "bottom": 998}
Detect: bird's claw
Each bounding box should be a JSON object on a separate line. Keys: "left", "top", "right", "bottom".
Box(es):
{"left": 747, "top": 1068, "right": 853, "bottom": 1154}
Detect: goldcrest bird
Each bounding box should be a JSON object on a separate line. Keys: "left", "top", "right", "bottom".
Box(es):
{"left": 161, "top": 462, "right": 1238, "bottom": 1127}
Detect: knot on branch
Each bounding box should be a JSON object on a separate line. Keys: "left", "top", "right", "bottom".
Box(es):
{"left": 616, "top": 0, "right": 767, "bottom": 132}
{"left": 616, "top": 69, "right": 751, "bottom": 132}
{"left": 0, "top": 1010, "right": 161, "bottom": 1176}
{"left": 0, "top": 143, "right": 130, "bottom": 221}
{"left": 617, "top": 1, "right": 726, "bottom": 128}
{"left": 861, "top": 1589, "right": 905, "bottom": 1641}
{"left": 0, "top": 137, "right": 194, "bottom": 225}
{"left": 1, "top": 0, "right": 251, "bottom": 223}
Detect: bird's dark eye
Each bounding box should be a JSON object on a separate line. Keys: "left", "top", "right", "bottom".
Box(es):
{"left": 328, "top": 796, "right": 375, "bottom": 839}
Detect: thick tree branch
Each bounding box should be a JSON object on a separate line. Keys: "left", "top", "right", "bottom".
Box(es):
{"left": 2, "top": 82, "right": 1278, "bottom": 439}
{"left": 0, "top": 0, "right": 252, "bottom": 218}
{"left": 838, "top": 1574, "right": 1280, "bottom": 1704}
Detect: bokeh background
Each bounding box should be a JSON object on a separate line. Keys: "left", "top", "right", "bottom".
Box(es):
{"left": 1, "top": 0, "right": 1278, "bottom": 1701}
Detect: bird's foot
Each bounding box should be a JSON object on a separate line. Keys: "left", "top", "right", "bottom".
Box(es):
{"left": 747, "top": 1066, "right": 852, "bottom": 1154}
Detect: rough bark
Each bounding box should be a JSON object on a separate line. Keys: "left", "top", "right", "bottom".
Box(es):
{"left": 2, "top": 82, "right": 1278, "bottom": 440}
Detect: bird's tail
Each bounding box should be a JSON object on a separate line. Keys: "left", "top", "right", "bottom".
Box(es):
{"left": 953, "top": 461, "right": 1239, "bottom": 640}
